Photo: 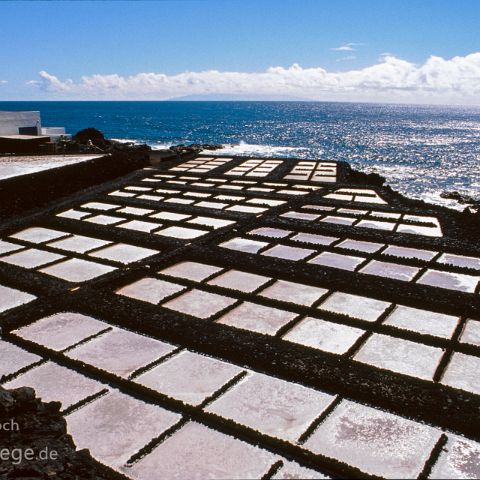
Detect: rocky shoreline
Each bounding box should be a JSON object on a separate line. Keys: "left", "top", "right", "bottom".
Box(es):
{"left": 0, "top": 385, "right": 113, "bottom": 479}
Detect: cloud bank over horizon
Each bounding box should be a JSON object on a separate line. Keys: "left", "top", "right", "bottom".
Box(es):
{"left": 24, "top": 53, "right": 480, "bottom": 104}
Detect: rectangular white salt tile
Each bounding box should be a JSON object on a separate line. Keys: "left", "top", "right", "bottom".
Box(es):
{"left": 284, "top": 316, "right": 364, "bottom": 354}
{"left": 262, "top": 245, "right": 315, "bottom": 261}
{"left": 109, "top": 190, "right": 137, "bottom": 198}
{"left": 48, "top": 235, "right": 111, "bottom": 254}
{"left": 0, "top": 240, "right": 23, "bottom": 256}
{"left": 66, "top": 390, "right": 181, "bottom": 469}
{"left": 459, "top": 319, "right": 480, "bottom": 347}
{"left": 162, "top": 289, "right": 237, "bottom": 319}
{"left": 356, "top": 219, "right": 395, "bottom": 231}
{"left": 137, "top": 194, "right": 164, "bottom": 201}
{"left": 196, "top": 200, "right": 229, "bottom": 209}
{"left": 291, "top": 233, "right": 338, "bottom": 245}
{"left": 117, "top": 277, "right": 185, "bottom": 304}
{"left": 259, "top": 280, "right": 327, "bottom": 306}
{"left": 383, "top": 305, "right": 459, "bottom": 339}
{"left": 10, "top": 227, "right": 68, "bottom": 243}
{"left": 117, "top": 206, "right": 155, "bottom": 216}
{"left": 338, "top": 208, "right": 368, "bottom": 216}
{"left": 417, "top": 270, "right": 479, "bottom": 293}
{"left": 354, "top": 333, "right": 443, "bottom": 380}
{"left": 309, "top": 252, "right": 365, "bottom": 271}
{"left": 273, "top": 461, "right": 328, "bottom": 479}
{"left": 156, "top": 226, "right": 207, "bottom": 239}
{"left": 0, "top": 249, "right": 65, "bottom": 269}
{"left": 321, "top": 216, "right": 356, "bottom": 226}
{"left": 135, "top": 350, "right": 243, "bottom": 405}
{"left": 304, "top": 399, "right": 441, "bottom": 478}
{"left": 81, "top": 202, "right": 119, "bottom": 211}
{"left": 124, "top": 421, "right": 276, "bottom": 480}
{"left": 187, "top": 217, "right": 235, "bottom": 228}
{"left": 220, "top": 237, "right": 269, "bottom": 254}
{"left": 206, "top": 372, "right": 335, "bottom": 442}
{"left": 397, "top": 224, "right": 442, "bottom": 237}
{"left": 90, "top": 244, "right": 158, "bottom": 264}
{"left": 249, "top": 227, "right": 292, "bottom": 239}
{"left": 150, "top": 211, "right": 190, "bottom": 221}
{"left": 217, "top": 301, "right": 297, "bottom": 335}
{"left": 382, "top": 245, "right": 437, "bottom": 261}
{"left": 441, "top": 352, "right": 480, "bottom": 395}
{"left": 67, "top": 328, "right": 175, "bottom": 378}
{"left": 56, "top": 209, "right": 91, "bottom": 220}
{"left": 303, "top": 205, "right": 335, "bottom": 211}
{"left": 0, "top": 340, "right": 40, "bottom": 379}
{"left": 164, "top": 198, "right": 195, "bottom": 205}
{"left": 160, "top": 261, "right": 222, "bottom": 282}
{"left": 429, "top": 434, "right": 480, "bottom": 479}
{"left": 0, "top": 284, "right": 36, "bottom": 313}
{"left": 336, "top": 239, "right": 384, "bottom": 253}
{"left": 247, "top": 198, "right": 285, "bottom": 207}
{"left": 208, "top": 270, "right": 270, "bottom": 293}
{"left": 360, "top": 260, "right": 420, "bottom": 281}
{"left": 14, "top": 312, "right": 109, "bottom": 351}
{"left": 281, "top": 211, "right": 321, "bottom": 221}
{"left": 40, "top": 258, "right": 116, "bottom": 282}
{"left": 85, "top": 214, "right": 125, "bottom": 225}
{"left": 4, "top": 362, "right": 105, "bottom": 410}
{"left": 319, "top": 292, "right": 390, "bottom": 322}
{"left": 117, "top": 220, "right": 161, "bottom": 232}
{"left": 124, "top": 186, "right": 153, "bottom": 191}
{"left": 226, "top": 205, "right": 266, "bottom": 214}
{"left": 369, "top": 211, "right": 401, "bottom": 219}
{"left": 437, "top": 253, "right": 480, "bottom": 270}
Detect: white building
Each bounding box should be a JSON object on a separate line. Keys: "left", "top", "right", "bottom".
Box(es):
{"left": 0, "top": 111, "right": 69, "bottom": 142}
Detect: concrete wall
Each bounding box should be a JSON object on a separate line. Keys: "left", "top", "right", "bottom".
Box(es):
{"left": 0, "top": 111, "right": 41, "bottom": 136}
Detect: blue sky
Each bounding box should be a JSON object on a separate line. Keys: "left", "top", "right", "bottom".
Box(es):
{"left": 1, "top": 0, "right": 480, "bottom": 102}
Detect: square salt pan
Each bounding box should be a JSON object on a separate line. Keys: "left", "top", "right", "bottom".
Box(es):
{"left": 319, "top": 292, "right": 390, "bottom": 322}
{"left": 360, "top": 260, "right": 420, "bottom": 281}
{"left": 321, "top": 216, "right": 356, "bottom": 226}
{"left": 4, "top": 362, "right": 105, "bottom": 411}
{"left": 208, "top": 270, "right": 270, "bottom": 293}
{"left": 117, "top": 206, "right": 155, "bottom": 216}
{"left": 0, "top": 249, "right": 65, "bottom": 269}
{"left": 125, "top": 421, "right": 276, "bottom": 480}
{"left": 382, "top": 245, "right": 437, "bottom": 261}
{"left": 66, "top": 390, "right": 181, "bottom": 469}
{"left": 206, "top": 372, "right": 335, "bottom": 442}
{"left": 304, "top": 399, "right": 441, "bottom": 478}
{"left": 56, "top": 209, "right": 91, "bottom": 220}
{"left": 117, "top": 277, "right": 185, "bottom": 304}
{"left": 40, "top": 258, "right": 116, "bottom": 282}
{"left": 163, "top": 289, "right": 237, "bottom": 319}
{"left": 437, "top": 253, "right": 480, "bottom": 270}
{"left": 309, "top": 252, "right": 365, "bottom": 271}
{"left": 0, "top": 339, "right": 40, "bottom": 379}
{"left": 291, "top": 233, "right": 338, "bottom": 246}
{"left": 441, "top": 352, "right": 480, "bottom": 395}
{"left": 85, "top": 215, "right": 125, "bottom": 225}
{"left": 159, "top": 261, "right": 223, "bottom": 282}
{"left": 150, "top": 211, "right": 191, "bottom": 221}
{"left": 217, "top": 301, "right": 297, "bottom": 335}
{"left": 284, "top": 317, "right": 365, "bottom": 354}
{"left": 10, "top": 227, "right": 68, "bottom": 243}
{"left": 459, "top": 319, "right": 480, "bottom": 347}
{"left": 356, "top": 219, "right": 395, "bottom": 231}
{"left": 67, "top": 328, "right": 175, "bottom": 378}
{"left": 249, "top": 227, "right": 292, "bottom": 239}
{"left": 220, "top": 237, "right": 269, "bottom": 254}
{"left": 262, "top": 245, "right": 315, "bottom": 261}
{"left": 337, "top": 239, "right": 384, "bottom": 254}
{"left": 187, "top": 217, "right": 235, "bottom": 228}
{"left": 81, "top": 202, "right": 119, "bottom": 211}
{"left": 383, "top": 305, "right": 459, "bottom": 339}
{"left": 354, "top": 333, "right": 443, "bottom": 380}
{"left": 156, "top": 226, "right": 207, "bottom": 239}
{"left": 117, "top": 220, "right": 160, "bottom": 232}
{"left": 48, "top": 235, "right": 111, "bottom": 254}
{"left": 90, "top": 244, "right": 158, "bottom": 264}
{"left": 14, "top": 312, "right": 109, "bottom": 351}
{"left": 259, "top": 280, "right": 327, "bottom": 306}
{"left": 135, "top": 350, "right": 243, "bottom": 406}
{"left": 0, "top": 240, "right": 23, "bottom": 256}
{"left": 417, "top": 270, "right": 479, "bottom": 293}
{"left": 0, "top": 284, "right": 36, "bottom": 313}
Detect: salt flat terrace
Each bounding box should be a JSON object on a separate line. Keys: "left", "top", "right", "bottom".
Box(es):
{"left": 0, "top": 154, "right": 479, "bottom": 479}
{"left": 0, "top": 154, "right": 105, "bottom": 180}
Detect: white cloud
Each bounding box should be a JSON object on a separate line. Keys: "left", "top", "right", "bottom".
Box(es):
{"left": 26, "top": 53, "right": 480, "bottom": 104}
{"left": 0, "top": 80, "right": 7, "bottom": 85}
{"left": 331, "top": 42, "right": 365, "bottom": 52}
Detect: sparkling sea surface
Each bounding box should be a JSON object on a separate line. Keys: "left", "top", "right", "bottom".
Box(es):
{"left": 1, "top": 101, "right": 479, "bottom": 209}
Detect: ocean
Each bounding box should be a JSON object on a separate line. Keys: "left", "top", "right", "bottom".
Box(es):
{"left": 1, "top": 101, "right": 479, "bottom": 209}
